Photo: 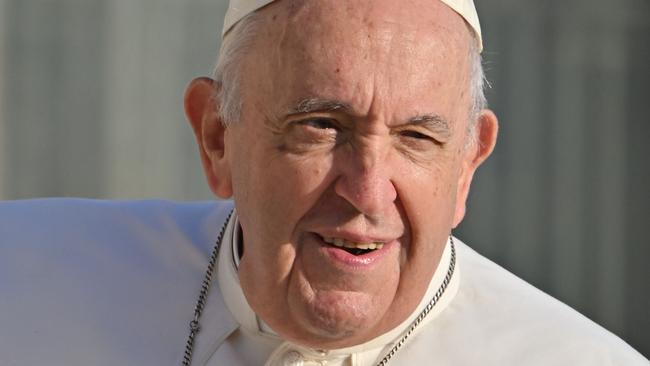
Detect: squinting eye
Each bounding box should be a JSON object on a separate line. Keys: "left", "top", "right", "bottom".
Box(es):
{"left": 299, "top": 118, "right": 338, "bottom": 130}
{"left": 400, "top": 130, "right": 431, "bottom": 140}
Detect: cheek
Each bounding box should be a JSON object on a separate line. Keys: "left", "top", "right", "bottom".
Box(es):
{"left": 264, "top": 155, "right": 334, "bottom": 216}
{"left": 233, "top": 139, "right": 336, "bottom": 238}
{"left": 393, "top": 156, "right": 461, "bottom": 235}
{"left": 399, "top": 156, "right": 458, "bottom": 197}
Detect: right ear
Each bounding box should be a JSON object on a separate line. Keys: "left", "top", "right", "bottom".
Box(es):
{"left": 184, "top": 77, "right": 233, "bottom": 198}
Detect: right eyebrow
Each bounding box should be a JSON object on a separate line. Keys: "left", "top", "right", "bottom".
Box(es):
{"left": 285, "top": 97, "right": 353, "bottom": 116}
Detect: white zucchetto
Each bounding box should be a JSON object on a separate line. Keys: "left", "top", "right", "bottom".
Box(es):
{"left": 222, "top": 0, "right": 483, "bottom": 51}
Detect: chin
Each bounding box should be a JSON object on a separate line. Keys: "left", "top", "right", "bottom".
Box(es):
{"left": 293, "top": 290, "right": 383, "bottom": 347}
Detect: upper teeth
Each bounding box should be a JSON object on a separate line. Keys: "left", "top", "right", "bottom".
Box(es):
{"left": 322, "top": 237, "right": 384, "bottom": 250}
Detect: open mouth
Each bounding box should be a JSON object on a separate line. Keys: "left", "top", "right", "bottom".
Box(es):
{"left": 322, "top": 236, "right": 385, "bottom": 256}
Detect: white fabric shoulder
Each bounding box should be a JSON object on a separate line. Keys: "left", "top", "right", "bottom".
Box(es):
{"left": 390, "top": 238, "right": 648, "bottom": 365}
{"left": 0, "top": 198, "right": 237, "bottom": 366}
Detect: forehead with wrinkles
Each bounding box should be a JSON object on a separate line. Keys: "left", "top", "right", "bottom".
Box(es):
{"left": 239, "top": 0, "right": 473, "bottom": 122}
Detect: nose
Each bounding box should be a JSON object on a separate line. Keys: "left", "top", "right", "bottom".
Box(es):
{"left": 334, "top": 142, "right": 398, "bottom": 218}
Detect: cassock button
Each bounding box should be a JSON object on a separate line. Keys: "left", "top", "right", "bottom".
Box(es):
{"left": 282, "top": 350, "right": 305, "bottom": 366}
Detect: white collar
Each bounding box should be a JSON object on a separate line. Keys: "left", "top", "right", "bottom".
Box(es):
{"left": 217, "top": 211, "right": 461, "bottom": 365}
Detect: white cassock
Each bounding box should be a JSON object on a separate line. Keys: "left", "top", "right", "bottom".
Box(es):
{"left": 0, "top": 199, "right": 646, "bottom": 365}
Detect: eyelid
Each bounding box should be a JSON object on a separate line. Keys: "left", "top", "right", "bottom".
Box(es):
{"left": 294, "top": 116, "right": 341, "bottom": 130}
{"left": 395, "top": 128, "right": 444, "bottom": 146}
{"left": 396, "top": 127, "right": 431, "bottom": 138}
{"left": 401, "top": 130, "right": 430, "bottom": 139}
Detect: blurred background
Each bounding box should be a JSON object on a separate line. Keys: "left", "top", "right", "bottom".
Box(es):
{"left": 0, "top": 0, "right": 648, "bottom": 357}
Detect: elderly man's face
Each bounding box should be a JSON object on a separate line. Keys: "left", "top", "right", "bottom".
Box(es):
{"left": 187, "top": 0, "right": 496, "bottom": 349}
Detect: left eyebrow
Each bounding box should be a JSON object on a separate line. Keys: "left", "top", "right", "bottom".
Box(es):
{"left": 285, "top": 98, "right": 353, "bottom": 116}
{"left": 404, "top": 114, "right": 452, "bottom": 136}
{"left": 283, "top": 99, "right": 452, "bottom": 136}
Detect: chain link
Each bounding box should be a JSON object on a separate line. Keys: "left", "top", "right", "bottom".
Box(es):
{"left": 375, "top": 236, "right": 456, "bottom": 365}
{"left": 181, "top": 215, "right": 455, "bottom": 366}
{"left": 182, "top": 209, "right": 234, "bottom": 366}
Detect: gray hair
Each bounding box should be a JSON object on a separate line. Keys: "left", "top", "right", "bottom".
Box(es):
{"left": 466, "top": 37, "right": 487, "bottom": 147}
{"left": 212, "top": 11, "right": 487, "bottom": 145}
{"left": 212, "top": 12, "right": 264, "bottom": 128}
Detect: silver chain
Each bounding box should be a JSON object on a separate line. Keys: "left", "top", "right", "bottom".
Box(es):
{"left": 375, "top": 236, "right": 456, "bottom": 366}
{"left": 182, "top": 209, "right": 234, "bottom": 366}
{"left": 181, "top": 214, "right": 455, "bottom": 366}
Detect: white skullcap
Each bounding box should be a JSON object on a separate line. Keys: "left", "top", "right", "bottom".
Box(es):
{"left": 222, "top": 0, "right": 483, "bottom": 51}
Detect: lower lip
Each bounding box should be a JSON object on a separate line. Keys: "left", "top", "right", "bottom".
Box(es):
{"left": 311, "top": 233, "right": 396, "bottom": 269}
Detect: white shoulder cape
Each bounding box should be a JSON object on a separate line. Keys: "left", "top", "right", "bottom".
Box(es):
{"left": 0, "top": 199, "right": 646, "bottom": 365}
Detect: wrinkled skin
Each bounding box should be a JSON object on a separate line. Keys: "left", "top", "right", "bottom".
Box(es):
{"left": 185, "top": 0, "right": 497, "bottom": 349}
